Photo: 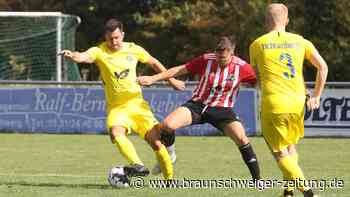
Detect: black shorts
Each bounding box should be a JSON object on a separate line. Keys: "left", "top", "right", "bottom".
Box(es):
{"left": 181, "top": 100, "right": 241, "bottom": 131}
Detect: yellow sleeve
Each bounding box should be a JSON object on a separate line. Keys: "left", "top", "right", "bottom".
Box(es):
{"left": 134, "top": 45, "right": 151, "bottom": 63}
{"left": 302, "top": 39, "right": 317, "bottom": 61}
{"left": 249, "top": 41, "right": 258, "bottom": 69}
{"left": 86, "top": 47, "right": 101, "bottom": 62}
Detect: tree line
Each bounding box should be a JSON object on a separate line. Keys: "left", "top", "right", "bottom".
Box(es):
{"left": 1, "top": 0, "right": 349, "bottom": 81}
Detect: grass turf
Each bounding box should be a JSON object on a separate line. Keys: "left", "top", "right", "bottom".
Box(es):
{"left": 0, "top": 133, "right": 348, "bottom": 197}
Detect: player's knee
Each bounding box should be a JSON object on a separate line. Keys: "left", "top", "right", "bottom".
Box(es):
{"left": 152, "top": 140, "right": 163, "bottom": 150}
{"left": 109, "top": 128, "right": 116, "bottom": 143}
{"left": 223, "top": 124, "right": 249, "bottom": 146}
{"left": 145, "top": 131, "right": 163, "bottom": 150}
{"left": 237, "top": 136, "right": 249, "bottom": 146}
{"left": 287, "top": 145, "right": 297, "bottom": 155}
{"left": 273, "top": 149, "right": 289, "bottom": 160}
{"left": 161, "top": 118, "right": 177, "bottom": 132}
{"left": 109, "top": 126, "right": 126, "bottom": 143}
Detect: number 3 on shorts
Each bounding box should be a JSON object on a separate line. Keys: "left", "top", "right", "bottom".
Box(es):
{"left": 279, "top": 53, "right": 295, "bottom": 79}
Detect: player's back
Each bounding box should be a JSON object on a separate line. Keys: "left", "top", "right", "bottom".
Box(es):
{"left": 250, "top": 31, "right": 316, "bottom": 113}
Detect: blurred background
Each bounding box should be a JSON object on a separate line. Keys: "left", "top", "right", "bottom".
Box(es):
{"left": 0, "top": 0, "right": 349, "bottom": 82}
{"left": 0, "top": 2, "right": 349, "bottom": 196}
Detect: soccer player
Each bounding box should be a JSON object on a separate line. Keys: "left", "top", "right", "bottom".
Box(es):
{"left": 138, "top": 36, "right": 261, "bottom": 181}
{"left": 61, "top": 18, "right": 183, "bottom": 180}
{"left": 249, "top": 3, "right": 328, "bottom": 197}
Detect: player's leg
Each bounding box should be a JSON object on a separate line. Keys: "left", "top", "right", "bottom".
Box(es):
{"left": 262, "top": 112, "right": 295, "bottom": 196}
{"left": 145, "top": 125, "right": 174, "bottom": 180}
{"left": 274, "top": 149, "right": 313, "bottom": 197}
{"left": 159, "top": 120, "right": 176, "bottom": 166}
{"left": 206, "top": 107, "right": 260, "bottom": 180}
{"left": 288, "top": 144, "right": 299, "bottom": 164}
{"left": 130, "top": 99, "right": 191, "bottom": 179}
{"left": 275, "top": 144, "right": 298, "bottom": 196}
{"left": 109, "top": 126, "right": 143, "bottom": 166}
{"left": 107, "top": 105, "right": 149, "bottom": 176}
{"left": 274, "top": 149, "right": 301, "bottom": 197}
{"left": 161, "top": 101, "right": 203, "bottom": 141}
{"left": 162, "top": 106, "right": 194, "bottom": 132}
{"left": 263, "top": 112, "right": 316, "bottom": 196}
{"left": 152, "top": 105, "right": 194, "bottom": 174}
{"left": 279, "top": 145, "right": 297, "bottom": 196}
{"left": 161, "top": 106, "right": 194, "bottom": 155}
{"left": 287, "top": 116, "right": 317, "bottom": 197}
{"left": 222, "top": 121, "right": 261, "bottom": 180}
{"left": 152, "top": 129, "right": 176, "bottom": 175}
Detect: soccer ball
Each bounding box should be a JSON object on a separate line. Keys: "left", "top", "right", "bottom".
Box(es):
{"left": 107, "top": 166, "right": 130, "bottom": 188}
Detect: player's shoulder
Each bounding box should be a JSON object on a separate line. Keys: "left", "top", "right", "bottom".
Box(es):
{"left": 284, "top": 32, "right": 315, "bottom": 48}
{"left": 95, "top": 42, "right": 109, "bottom": 52}
{"left": 232, "top": 56, "right": 248, "bottom": 67}
{"left": 252, "top": 32, "right": 271, "bottom": 44}
{"left": 250, "top": 33, "right": 269, "bottom": 51}
{"left": 284, "top": 31, "right": 305, "bottom": 40}
{"left": 122, "top": 42, "right": 146, "bottom": 52}
{"left": 87, "top": 44, "right": 104, "bottom": 55}
{"left": 89, "top": 46, "right": 102, "bottom": 51}
{"left": 123, "top": 41, "right": 137, "bottom": 48}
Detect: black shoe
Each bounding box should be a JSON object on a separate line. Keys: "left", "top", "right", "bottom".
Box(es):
{"left": 303, "top": 189, "right": 318, "bottom": 197}
{"left": 124, "top": 164, "right": 150, "bottom": 177}
{"left": 281, "top": 189, "right": 294, "bottom": 197}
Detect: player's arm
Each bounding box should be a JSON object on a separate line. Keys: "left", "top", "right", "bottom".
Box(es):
{"left": 240, "top": 63, "right": 257, "bottom": 87}
{"left": 146, "top": 56, "right": 185, "bottom": 90}
{"left": 306, "top": 49, "right": 328, "bottom": 111}
{"left": 138, "top": 64, "right": 189, "bottom": 87}
{"left": 248, "top": 41, "right": 260, "bottom": 88}
{"left": 60, "top": 49, "right": 95, "bottom": 64}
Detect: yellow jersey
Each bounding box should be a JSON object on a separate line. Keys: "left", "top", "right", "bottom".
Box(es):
{"left": 88, "top": 42, "right": 150, "bottom": 107}
{"left": 249, "top": 31, "right": 316, "bottom": 113}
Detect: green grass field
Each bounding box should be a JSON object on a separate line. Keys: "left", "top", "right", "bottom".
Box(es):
{"left": 0, "top": 133, "right": 348, "bottom": 197}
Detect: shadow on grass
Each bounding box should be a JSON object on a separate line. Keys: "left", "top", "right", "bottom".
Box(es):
{"left": 0, "top": 181, "right": 118, "bottom": 190}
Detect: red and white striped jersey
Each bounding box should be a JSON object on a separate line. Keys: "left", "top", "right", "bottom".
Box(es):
{"left": 185, "top": 53, "right": 256, "bottom": 108}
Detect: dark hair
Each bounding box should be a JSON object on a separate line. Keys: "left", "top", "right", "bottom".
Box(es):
{"left": 104, "top": 18, "right": 123, "bottom": 33}
{"left": 216, "top": 36, "right": 236, "bottom": 50}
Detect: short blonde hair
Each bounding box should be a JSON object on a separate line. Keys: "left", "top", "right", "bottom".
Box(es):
{"left": 266, "top": 3, "right": 288, "bottom": 24}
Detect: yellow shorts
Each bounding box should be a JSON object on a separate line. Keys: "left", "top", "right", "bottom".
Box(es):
{"left": 106, "top": 98, "right": 159, "bottom": 139}
{"left": 261, "top": 111, "right": 304, "bottom": 152}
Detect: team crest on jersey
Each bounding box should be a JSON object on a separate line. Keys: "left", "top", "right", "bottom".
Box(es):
{"left": 114, "top": 69, "right": 130, "bottom": 81}
{"left": 227, "top": 75, "right": 236, "bottom": 81}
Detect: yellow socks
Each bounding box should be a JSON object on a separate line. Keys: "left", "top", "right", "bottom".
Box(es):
{"left": 155, "top": 145, "right": 174, "bottom": 180}
{"left": 278, "top": 155, "right": 308, "bottom": 192}
{"left": 114, "top": 135, "right": 143, "bottom": 165}
{"left": 114, "top": 135, "right": 173, "bottom": 180}
{"left": 290, "top": 153, "right": 299, "bottom": 164}
{"left": 284, "top": 153, "right": 299, "bottom": 192}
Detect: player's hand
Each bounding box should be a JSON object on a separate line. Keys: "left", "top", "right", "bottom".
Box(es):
{"left": 306, "top": 95, "right": 321, "bottom": 111}
{"left": 58, "top": 50, "right": 74, "bottom": 59}
{"left": 137, "top": 76, "right": 156, "bottom": 86}
{"left": 168, "top": 78, "right": 185, "bottom": 91}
